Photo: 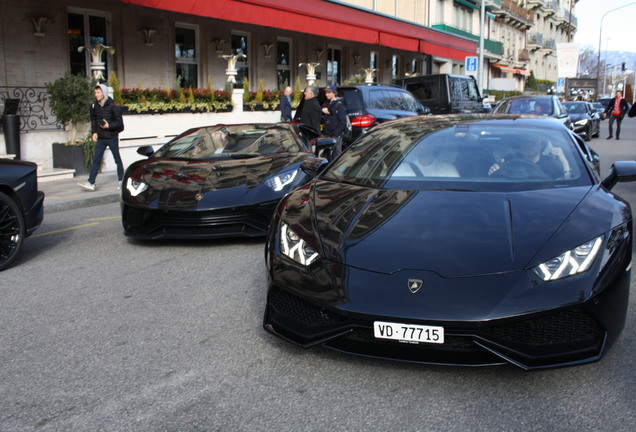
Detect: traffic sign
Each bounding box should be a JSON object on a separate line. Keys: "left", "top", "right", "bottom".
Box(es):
{"left": 466, "top": 56, "right": 478, "bottom": 72}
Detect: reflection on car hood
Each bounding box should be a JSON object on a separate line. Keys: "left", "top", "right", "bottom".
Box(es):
{"left": 311, "top": 182, "right": 595, "bottom": 277}
{"left": 131, "top": 154, "right": 307, "bottom": 207}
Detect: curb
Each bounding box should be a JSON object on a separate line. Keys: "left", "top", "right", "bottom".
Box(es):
{"left": 43, "top": 192, "right": 120, "bottom": 214}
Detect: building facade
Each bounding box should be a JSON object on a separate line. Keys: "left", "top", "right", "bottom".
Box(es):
{"left": 0, "top": 0, "right": 578, "bottom": 173}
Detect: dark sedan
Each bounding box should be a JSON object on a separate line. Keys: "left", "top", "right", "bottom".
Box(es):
{"left": 0, "top": 159, "right": 44, "bottom": 271}
{"left": 264, "top": 114, "right": 636, "bottom": 370}
{"left": 562, "top": 101, "right": 600, "bottom": 141}
{"left": 493, "top": 95, "right": 573, "bottom": 131}
{"left": 121, "top": 123, "right": 328, "bottom": 239}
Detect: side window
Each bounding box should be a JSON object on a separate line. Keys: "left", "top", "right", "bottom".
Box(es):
{"left": 369, "top": 90, "right": 388, "bottom": 109}
{"left": 449, "top": 79, "right": 463, "bottom": 102}
{"left": 466, "top": 79, "right": 480, "bottom": 100}
{"left": 387, "top": 91, "right": 406, "bottom": 110}
{"left": 406, "top": 79, "right": 436, "bottom": 104}
{"left": 397, "top": 92, "right": 422, "bottom": 113}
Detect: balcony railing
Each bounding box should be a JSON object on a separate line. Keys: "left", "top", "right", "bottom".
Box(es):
{"left": 0, "top": 87, "right": 60, "bottom": 132}
{"left": 432, "top": 24, "right": 503, "bottom": 55}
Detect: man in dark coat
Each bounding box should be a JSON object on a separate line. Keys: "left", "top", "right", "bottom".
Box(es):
{"left": 321, "top": 84, "right": 347, "bottom": 157}
{"left": 279, "top": 86, "right": 293, "bottom": 122}
{"left": 78, "top": 83, "right": 125, "bottom": 191}
{"left": 604, "top": 90, "right": 630, "bottom": 140}
{"left": 298, "top": 85, "right": 321, "bottom": 140}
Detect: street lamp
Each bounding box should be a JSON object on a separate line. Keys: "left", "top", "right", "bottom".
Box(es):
{"left": 596, "top": 2, "right": 636, "bottom": 97}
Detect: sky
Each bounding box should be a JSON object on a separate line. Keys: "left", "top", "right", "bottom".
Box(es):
{"left": 573, "top": 0, "right": 636, "bottom": 53}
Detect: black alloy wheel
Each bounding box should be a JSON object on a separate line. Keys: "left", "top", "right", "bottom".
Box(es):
{"left": 0, "top": 191, "right": 26, "bottom": 271}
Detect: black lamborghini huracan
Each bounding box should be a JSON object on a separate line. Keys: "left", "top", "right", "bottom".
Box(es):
{"left": 264, "top": 114, "right": 636, "bottom": 370}
{"left": 121, "top": 123, "right": 328, "bottom": 239}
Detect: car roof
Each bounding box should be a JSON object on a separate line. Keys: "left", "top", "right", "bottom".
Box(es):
{"left": 370, "top": 113, "right": 567, "bottom": 129}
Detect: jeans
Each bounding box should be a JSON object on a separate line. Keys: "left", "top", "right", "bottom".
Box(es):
{"left": 608, "top": 114, "right": 623, "bottom": 138}
{"left": 88, "top": 138, "right": 124, "bottom": 184}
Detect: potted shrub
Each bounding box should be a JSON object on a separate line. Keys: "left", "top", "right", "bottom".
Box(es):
{"left": 46, "top": 73, "right": 95, "bottom": 173}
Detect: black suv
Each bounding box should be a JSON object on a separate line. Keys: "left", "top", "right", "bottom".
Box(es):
{"left": 333, "top": 84, "right": 429, "bottom": 141}
{"left": 295, "top": 84, "right": 429, "bottom": 144}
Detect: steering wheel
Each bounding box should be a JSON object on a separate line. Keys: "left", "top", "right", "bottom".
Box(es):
{"left": 490, "top": 159, "right": 549, "bottom": 180}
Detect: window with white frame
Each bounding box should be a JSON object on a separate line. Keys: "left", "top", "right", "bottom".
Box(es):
{"left": 392, "top": 55, "right": 400, "bottom": 80}
{"left": 327, "top": 46, "right": 342, "bottom": 85}
{"left": 231, "top": 32, "right": 249, "bottom": 89}
{"left": 277, "top": 38, "right": 291, "bottom": 90}
{"left": 369, "top": 51, "right": 378, "bottom": 82}
{"left": 175, "top": 25, "right": 198, "bottom": 88}
{"left": 67, "top": 9, "right": 111, "bottom": 81}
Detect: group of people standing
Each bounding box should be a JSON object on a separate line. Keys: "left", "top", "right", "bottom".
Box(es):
{"left": 604, "top": 90, "right": 636, "bottom": 140}
{"left": 283, "top": 84, "right": 348, "bottom": 157}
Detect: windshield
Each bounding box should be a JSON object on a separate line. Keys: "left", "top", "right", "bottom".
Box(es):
{"left": 496, "top": 98, "right": 554, "bottom": 116}
{"left": 322, "top": 119, "right": 593, "bottom": 192}
{"left": 563, "top": 103, "right": 587, "bottom": 114}
{"left": 154, "top": 124, "right": 302, "bottom": 159}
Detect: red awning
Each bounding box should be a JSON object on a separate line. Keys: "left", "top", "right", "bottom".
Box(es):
{"left": 121, "top": 0, "right": 476, "bottom": 61}
{"left": 514, "top": 68, "right": 531, "bottom": 76}
{"left": 491, "top": 63, "right": 516, "bottom": 74}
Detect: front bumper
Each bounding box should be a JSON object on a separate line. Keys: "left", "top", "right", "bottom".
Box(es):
{"left": 122, "top": 199, "right": 279, "bottom": 239}
{"left": 264, "top": 278, "right": 628, "bottom": 370}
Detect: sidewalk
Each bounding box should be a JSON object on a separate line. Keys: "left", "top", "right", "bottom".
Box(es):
{"left": 40, "top": 172, "right": 121, "bottom": 213}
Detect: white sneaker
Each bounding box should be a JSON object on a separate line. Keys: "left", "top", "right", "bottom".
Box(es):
{"left": 117, "top": 180, "right": 122, "bottom": 190}
{"left": 78, "top": 181, "right": 96, "bottom": 191}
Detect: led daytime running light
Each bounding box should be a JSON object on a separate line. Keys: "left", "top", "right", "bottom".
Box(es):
{"left": 534, "top": 237, "right": 603, "bottom": 281}
{"left": 280, "top": 223, "right": 318, "bottom": 265}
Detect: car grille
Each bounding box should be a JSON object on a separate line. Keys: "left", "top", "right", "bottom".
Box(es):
{"left": 268, "top": 285, "right": 349, "bottom": 327}
{"left": 123, "top": 200, "right": 278, "bottom": 238}
{"left": 267, "top": 286, "right": 606, "bottom": 367}
{"left": 479, "top": 308, "right": 603, "bottom": 346}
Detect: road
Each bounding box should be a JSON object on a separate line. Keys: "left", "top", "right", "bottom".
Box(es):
{"left": 2, "top": 120, "right": 636, "bottom": 431}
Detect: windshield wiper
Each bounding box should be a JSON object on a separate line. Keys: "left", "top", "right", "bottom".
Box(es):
{"left": 227, "top": 153, "right": 258, "bottom": 159}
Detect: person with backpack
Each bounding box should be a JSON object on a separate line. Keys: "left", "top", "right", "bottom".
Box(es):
{"left": 78, "top": 83, "right": 125, "bottom": 191}
{"left": 321, "top": 84, "right": 348, "bottom": 157}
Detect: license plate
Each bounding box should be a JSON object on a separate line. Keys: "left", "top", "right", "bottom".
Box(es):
{"left": 373, "top": 321, "right": 444, "bottom": 344}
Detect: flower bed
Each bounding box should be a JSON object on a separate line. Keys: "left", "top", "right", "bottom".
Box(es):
{"left": 119, "top": 87, "right": 286, "bottom": 114}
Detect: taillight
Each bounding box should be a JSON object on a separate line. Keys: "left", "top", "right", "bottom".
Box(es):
{"left": 350, "top": 114, "right": 375, "bottom": 128}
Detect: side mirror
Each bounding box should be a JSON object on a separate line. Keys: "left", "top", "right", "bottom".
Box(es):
{"left": 300, "top": 157, "right": 329, "bottom": 177}
{"left": 137, "top": 145, "right": 154, "bottom": 157}
{"left": 602, "top": 161, "right": 636, "bottom": 190}
{"left": 314, "top": 137, "right": 337, "bottom": 160}
{"left": 315, "top": 138, "right": 336, "bottom": 151}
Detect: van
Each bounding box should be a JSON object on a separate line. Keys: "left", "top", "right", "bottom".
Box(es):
{"left": 397, "top": 74, "right": 485, "bottom": 114}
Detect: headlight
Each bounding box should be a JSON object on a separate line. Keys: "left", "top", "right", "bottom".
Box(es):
{"left": 266, "top": 169, "right": 299, "bottom": 192}
{"left": 280, "top": 223, "right": 319, "bottom": 265}
{"left": 126, "top": 178, "right": 148, "bottom": 196}
{"left": 575, "top": 119, "right": 589, "bottom": 126}
{"left": 533, "top": 236, "right": 603, "bottom": 281}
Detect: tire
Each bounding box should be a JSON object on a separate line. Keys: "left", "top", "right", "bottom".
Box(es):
{"left": 0, "top": 191, "right": 26, "bottom": 271}
{"left": 585, "top": 125, "right": 592, "bottom": 141}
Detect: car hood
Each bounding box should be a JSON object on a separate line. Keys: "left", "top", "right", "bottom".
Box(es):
{"left": 127, "top": 154, "right": 308, "bottom": 208}
{"left": 307, "top": 181, "right": 603, "bottom": 278}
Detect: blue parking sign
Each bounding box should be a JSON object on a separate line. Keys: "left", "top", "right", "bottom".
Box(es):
{"left": 466, "top": 56, "right": 478, "bottom": 72}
